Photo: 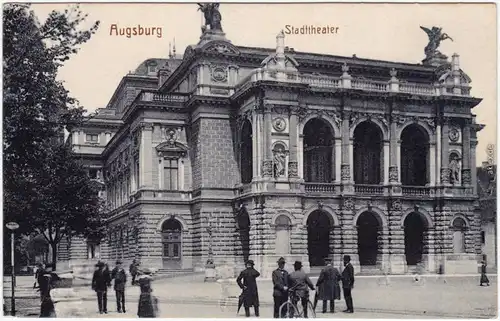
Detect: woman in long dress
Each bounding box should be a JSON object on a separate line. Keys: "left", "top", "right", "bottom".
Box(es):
{"left": 480, "top": 261, "right": 490, "bottom": 286}
{"left": 137, "top": 268, "right": 159, "bottom": 317}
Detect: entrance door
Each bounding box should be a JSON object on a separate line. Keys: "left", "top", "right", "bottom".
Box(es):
{"left": 404, "top": 212, "right": 426, "bottom": 266}
{"left": 357, "top": 212, "right": 380, "bottom": 266}
{"left": 307, "top": 210, "right": 331, "bottom": 266}
{"left": 162, "top": 219, "right": 182, "bottom": 269}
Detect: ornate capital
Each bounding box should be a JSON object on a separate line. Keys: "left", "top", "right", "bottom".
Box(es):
{"left": 140, "top": 122, "right": 154, "bottom": 131}
{"left": 390, "top": 199, "right": 402, "bottom": 212}
{"left": 342, "top": 198, "right": 354, "bottom": 211}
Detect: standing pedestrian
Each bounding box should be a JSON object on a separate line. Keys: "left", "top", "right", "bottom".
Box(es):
{"left": 38, "top": 264, "right": 57, "bottom": 318}
{"left": 33, "top": 263, "right": 43, "bottom": 289}
{"left": 272, "top": 257, "right": 289, "bottom": 318}
{"left": 92, "top": 261, "right": 110, "bottom": 314}
{"left": 112, "top": 260, "right": 127, "bottom": 313}
{"left": 341, "top": 255, "right": 354, "bottom": 313}
{"left": 137, "top": 268, "right": 159, "bottom": 318}
{"left": 315, "top": 258, "right": 341, "bottom": 313}
{"left": 288, "top": 261, "right": 315, "bottom": 318}
{"left": 480, "top": 260, "right": 490, "bottom": 286}
{"left": 130, "top": 260, "right": 139, "bottom": 286}
{"left": 236, "top": 260, "right": 261, "bottom": 317}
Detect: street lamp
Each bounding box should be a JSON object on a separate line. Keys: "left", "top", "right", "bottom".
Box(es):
{"left": 6, "top": 222, "right": 19, "bottom": 316}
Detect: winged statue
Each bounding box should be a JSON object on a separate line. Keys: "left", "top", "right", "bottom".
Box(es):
{"left": 197, "top": 3, "right": 222, "bottom": 32}
{"left": 420, "top": 26, "right": 453, "bottom": 59}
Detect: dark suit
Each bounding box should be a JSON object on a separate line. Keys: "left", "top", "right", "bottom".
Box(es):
{"left": 315, "top": 265, "right": 341, "bottom": 313}
{"left": 288, "top": 270, "right": 315, "bottom": 318}
{"left": 236, "top": 267, "right": 261, "bottom": 317}
{"left": 341, "top": 263, "right": 355, "bottom": 312}
{"left": 92, "top": 269, "right": 111, "bottom": 313}
{"left": 112, "top": 267, "right": 127, "bottom": 312}
{"left": 272, "top": 268, "right": 289, "bottom": 318}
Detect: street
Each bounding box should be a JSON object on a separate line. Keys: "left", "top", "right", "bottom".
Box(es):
{"left": 3, "top": 273, "right": 497, "bottom": 318}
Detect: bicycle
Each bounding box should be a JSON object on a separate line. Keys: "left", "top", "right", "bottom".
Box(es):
{"left": 279, "top": 285, "right": 316, "bottom": 318}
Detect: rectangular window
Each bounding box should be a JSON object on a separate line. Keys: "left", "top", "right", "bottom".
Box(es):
{"left": 163, "top": 158, "right": 179, "bottom": 190}
{"left": 86, "top": 134, "right": 99, "bottom": 143}
{"left": 481, "top": 231, "right": 486, "bottom": 244}
{"left": 135, "top": 159, "right": 140, "bottom": 189}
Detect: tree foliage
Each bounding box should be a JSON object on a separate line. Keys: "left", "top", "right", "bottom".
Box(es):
{"left": 3, "top": 4, "right": 103, "bottom": 268}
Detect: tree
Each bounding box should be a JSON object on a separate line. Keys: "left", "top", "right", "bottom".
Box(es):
{"left": 3, "top": 4, "right": 103, "bottom": 269}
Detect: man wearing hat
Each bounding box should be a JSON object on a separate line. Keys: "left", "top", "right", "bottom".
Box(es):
{"left": 236, "top": 260, "right": 261, "bottom": 317}
{"left": 92, "top": 261, "right": 110, "bottom": 314}
{"left": 111, "top": 260, "right": 127, "bottom": 313}
{"left": 315, "top": 258, "right": 341, "bottom": 313}
{"left": 341, "top": 255, "right": 355, "bottom": 313}
{"left": 288, "top": 261, "right": 315, "bottom": 318}
{"left": 272, "top": 257, "right": 289, "bottom": 318}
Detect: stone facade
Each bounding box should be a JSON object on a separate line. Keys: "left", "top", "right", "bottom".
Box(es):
{"left": 59, "top": 24, "right": 485, "bottom": 277}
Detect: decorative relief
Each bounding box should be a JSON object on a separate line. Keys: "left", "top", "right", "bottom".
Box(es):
{"left": 272, "top": 143, "right": 288, "bottom": 178}
{"left": 449, "top": 126, "right": 460, "bottom": 143}
{"left": 349, "top": 112, "right": 388, "bottom": 129}
{"left": 162, "top": 127, "right": 179, "bottom": 146}
{"left": 210, "top": 65, "right": 228, "bottom": 82}
{"left": 390, "top": 199, "right": 402, "bottom": 211}
{"left": 262, "top": 160, "right": 273, "bottom": 177}
{"left": 394, "top": 114, "right": 435, "bottom": 130}
{"left": 342, "top": 198, "right": 354, "bottom": 211}
{"left": 273, "top": 117, "right": 286, "bottom": 132}
{"left": 461, "top": 169, "right": 471, "bottom": 185}
{"left": 440, "top": 168, "right": 451, "bottom": 184}
{"left": 288, "top": 161, "right": 298, "bottom": 178}
{"left": 204, "top": 43, "right": 239, "bottom": 55}
{"left": 210, "top": 88, "right": 230, "bottom": 95}
{"left": 389, "top": 166, "right": 399, "bottom": 183}
{"left": 341, "top": 164, "right": 350, "bottom": 181}
{"left": 296, "top": 105, "right": 341, "bottom": 127}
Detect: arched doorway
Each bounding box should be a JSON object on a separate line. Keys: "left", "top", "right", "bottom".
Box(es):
{"left": 307, "top": 210, "right": 332, "bottom": 266}
{"left": 404, "top": 212, "right": 427, "bottom": 266}
{"left": 303, "top": 118, "right": 334, "bottom": 182}
{"left": 240, "top": 120, "right": 253, "bottom": 184}
{"left": 452, "top": 217, "right": 467, "bottom": 253}
{"left": 237, "top": 208, "right": 251, "bottom": 263}
{"left": 275, "top": 215, "right": 292, "bottom": 255}
{"left": 162, "top": 218, "right": 182, "bottom": 269}
{"left": 353, "top": 121, "right": 383, "bottom": 184}
{"left": 356, "top": 212, "right": 380, "bottom": 266}
{"left": 401, "top": 124, "right": 429, "bottom": 186}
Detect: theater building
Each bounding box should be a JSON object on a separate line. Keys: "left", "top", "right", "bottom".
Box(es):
{"left": 60, "top": 13, "right": 485, "bottom": 277}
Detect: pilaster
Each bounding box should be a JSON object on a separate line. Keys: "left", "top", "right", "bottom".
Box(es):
{"left": 462, "top": 120, "right": 472, "bottom": 185}
{"left": 262, "top": 106, "right": 273, "bottom": 178}
{"left": 288, "top": 108, "right": 299, "bottom": 178}
{"left": 139, "top": 123, "right": 153, "bottom": 188}
{"left": 440, "top": 119, "right": 451, "bottom": 185}
{"left": 388, "top": 199, "right": 405, "bottom": 273}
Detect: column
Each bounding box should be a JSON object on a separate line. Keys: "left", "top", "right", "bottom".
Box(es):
{"left": 262, "top": 107, "right": 273, "bottom": 177}
{"left": 383, "top": 141, "right": 390, "bottom": 184}
{"left": 471, "top": 140, "right": 478, "bottom": 194}
{"left": 158, "top": 155, "right": 163, "bottom": 189}
{"left": 335, "top": 139, "right": 342, "bottom": 183}
{"left": 341, "top": 113, "right": 351, "bottom": 181}
{"left": 429, "top": 143, "right": 436, "bottom": 185}
{"left": 440, "top": 119, "right": 450, "bottom": 184}
{"left": 252, "top": 112, "right": 259, "bottom": 178}
{"left": 389, "top": 121, "right": 399, "bottom": 183}
{"left": 288, "top": 109, "right": 299, "bottom": 178}
{"left": 179, "top": 159, "right": 185, "bottom": 190}
{"left": 461, "top": 121, "right": 472, "bottom": 185}
{"left": 436, "top": 123, "right": 442, "bottom": 184}
{"left": 139, "top": 123, "right": 153, "bottom": 188}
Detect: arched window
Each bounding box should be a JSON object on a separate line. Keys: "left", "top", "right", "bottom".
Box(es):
{"left": 275, "top": 215, "right": 292, "bottom": 255}
{"left": 452, "top": 217, "right": 467, "bottom": 253}
{"left": 353, "top": 121, "right": 383, "bottom": 184}
{"left": 401, "top": 124, "right": 429, "bottom": 186}
{"left": 303, "top": 118, "right": 334, "bottom": 183}
{"left": 240, "top": 120, "right": 253, "bottom": 184}
{"left": 162, "top": 218, "right": 182, "bottom": 268}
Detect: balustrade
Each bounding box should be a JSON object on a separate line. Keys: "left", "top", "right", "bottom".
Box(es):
{"left": 304, "top": 182, "right": 336, "bottom": 193}
{"left": 401, "top": 186, "right": 431, "bottom": 196}
{"left": 354, "top": 184, "right": 384, "bottom": 195}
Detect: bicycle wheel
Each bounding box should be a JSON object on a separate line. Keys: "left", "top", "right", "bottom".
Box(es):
{"left": 279, "top": 302, "right": 298, "bottom": 318}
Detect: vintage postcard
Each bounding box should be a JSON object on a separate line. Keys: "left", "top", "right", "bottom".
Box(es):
{"left": 3, "top": 1, "right": 497, "bottom": 318}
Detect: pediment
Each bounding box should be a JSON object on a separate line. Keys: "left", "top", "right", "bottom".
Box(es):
{"left": 201, "top": 41, "right": 240, "bottom": 55}
{"left": 156, "top": 141, "right": 188, "bottom": 156}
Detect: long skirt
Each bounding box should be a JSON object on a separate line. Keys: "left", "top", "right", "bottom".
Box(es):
{"left": 480, "top": 273, "right": 490, "bottom": 284}
{"left": 40, "top": 296, "right": 56, "bottom": 318}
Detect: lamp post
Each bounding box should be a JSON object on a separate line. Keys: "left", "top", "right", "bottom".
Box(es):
{"left": 6, "top": 222, "right": 19, "bottom": 316}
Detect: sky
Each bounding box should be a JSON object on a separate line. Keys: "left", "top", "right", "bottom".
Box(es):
{"left": 30, "top": 2, "right": 497, "bottom": 163}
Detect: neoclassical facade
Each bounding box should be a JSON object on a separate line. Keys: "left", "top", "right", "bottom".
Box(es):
{"left": 60, "top": 15, "right": 485, "bottom": 277}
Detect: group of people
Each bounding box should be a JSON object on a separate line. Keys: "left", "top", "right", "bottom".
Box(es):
{"left": 236, "top": 254, "right": 355, "bottom": 318}
{"left": 91, "top": 259, "right": 158, "bottom": 317}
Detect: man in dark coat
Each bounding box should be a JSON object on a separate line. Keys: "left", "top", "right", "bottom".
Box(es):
{"left": 92, "top": 261, "right": 111, "bottom": 314}
{"left": 480, "top": 261, "right": 490, "bottom": 286}
{"left": 236, "top": 260, "right": 261, "bottom": 317}
{"left": 288, "top": 261, "right": 315, "bottom": 318}
{"left": 38, "top": 264, "right": 57, "bottom": 317}
{"left": 112, "top": 260, "right": 127, "bottom": 313}
{"left": 130, "top": 260, "right": 139, "bottom": 285}
{"left": 272, "top": 257, "right": 289, "bottom": 318}
{"left": 341, "top": 255, "right": 355, "bottom": 313}
{"left": 315, "top": 258, "right": 341, "bottom": 313}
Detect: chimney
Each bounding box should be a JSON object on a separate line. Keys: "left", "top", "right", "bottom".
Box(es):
{"left": 276, "top": 30, "right": 285, "bottom": 68}
{"left": 452, "top": 53, "right": 460, "bottom": 72}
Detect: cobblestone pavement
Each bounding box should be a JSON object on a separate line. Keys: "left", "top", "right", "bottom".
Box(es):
{"left": 4, "top": 274, "right": 497, "bottom": 318}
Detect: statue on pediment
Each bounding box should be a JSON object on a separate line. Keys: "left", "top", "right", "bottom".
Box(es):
{"left": 198, "top": 3, "right": 222, "bottom": 32}
{"left": 420, "top": 26, "right": 453, "bottom": 60}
